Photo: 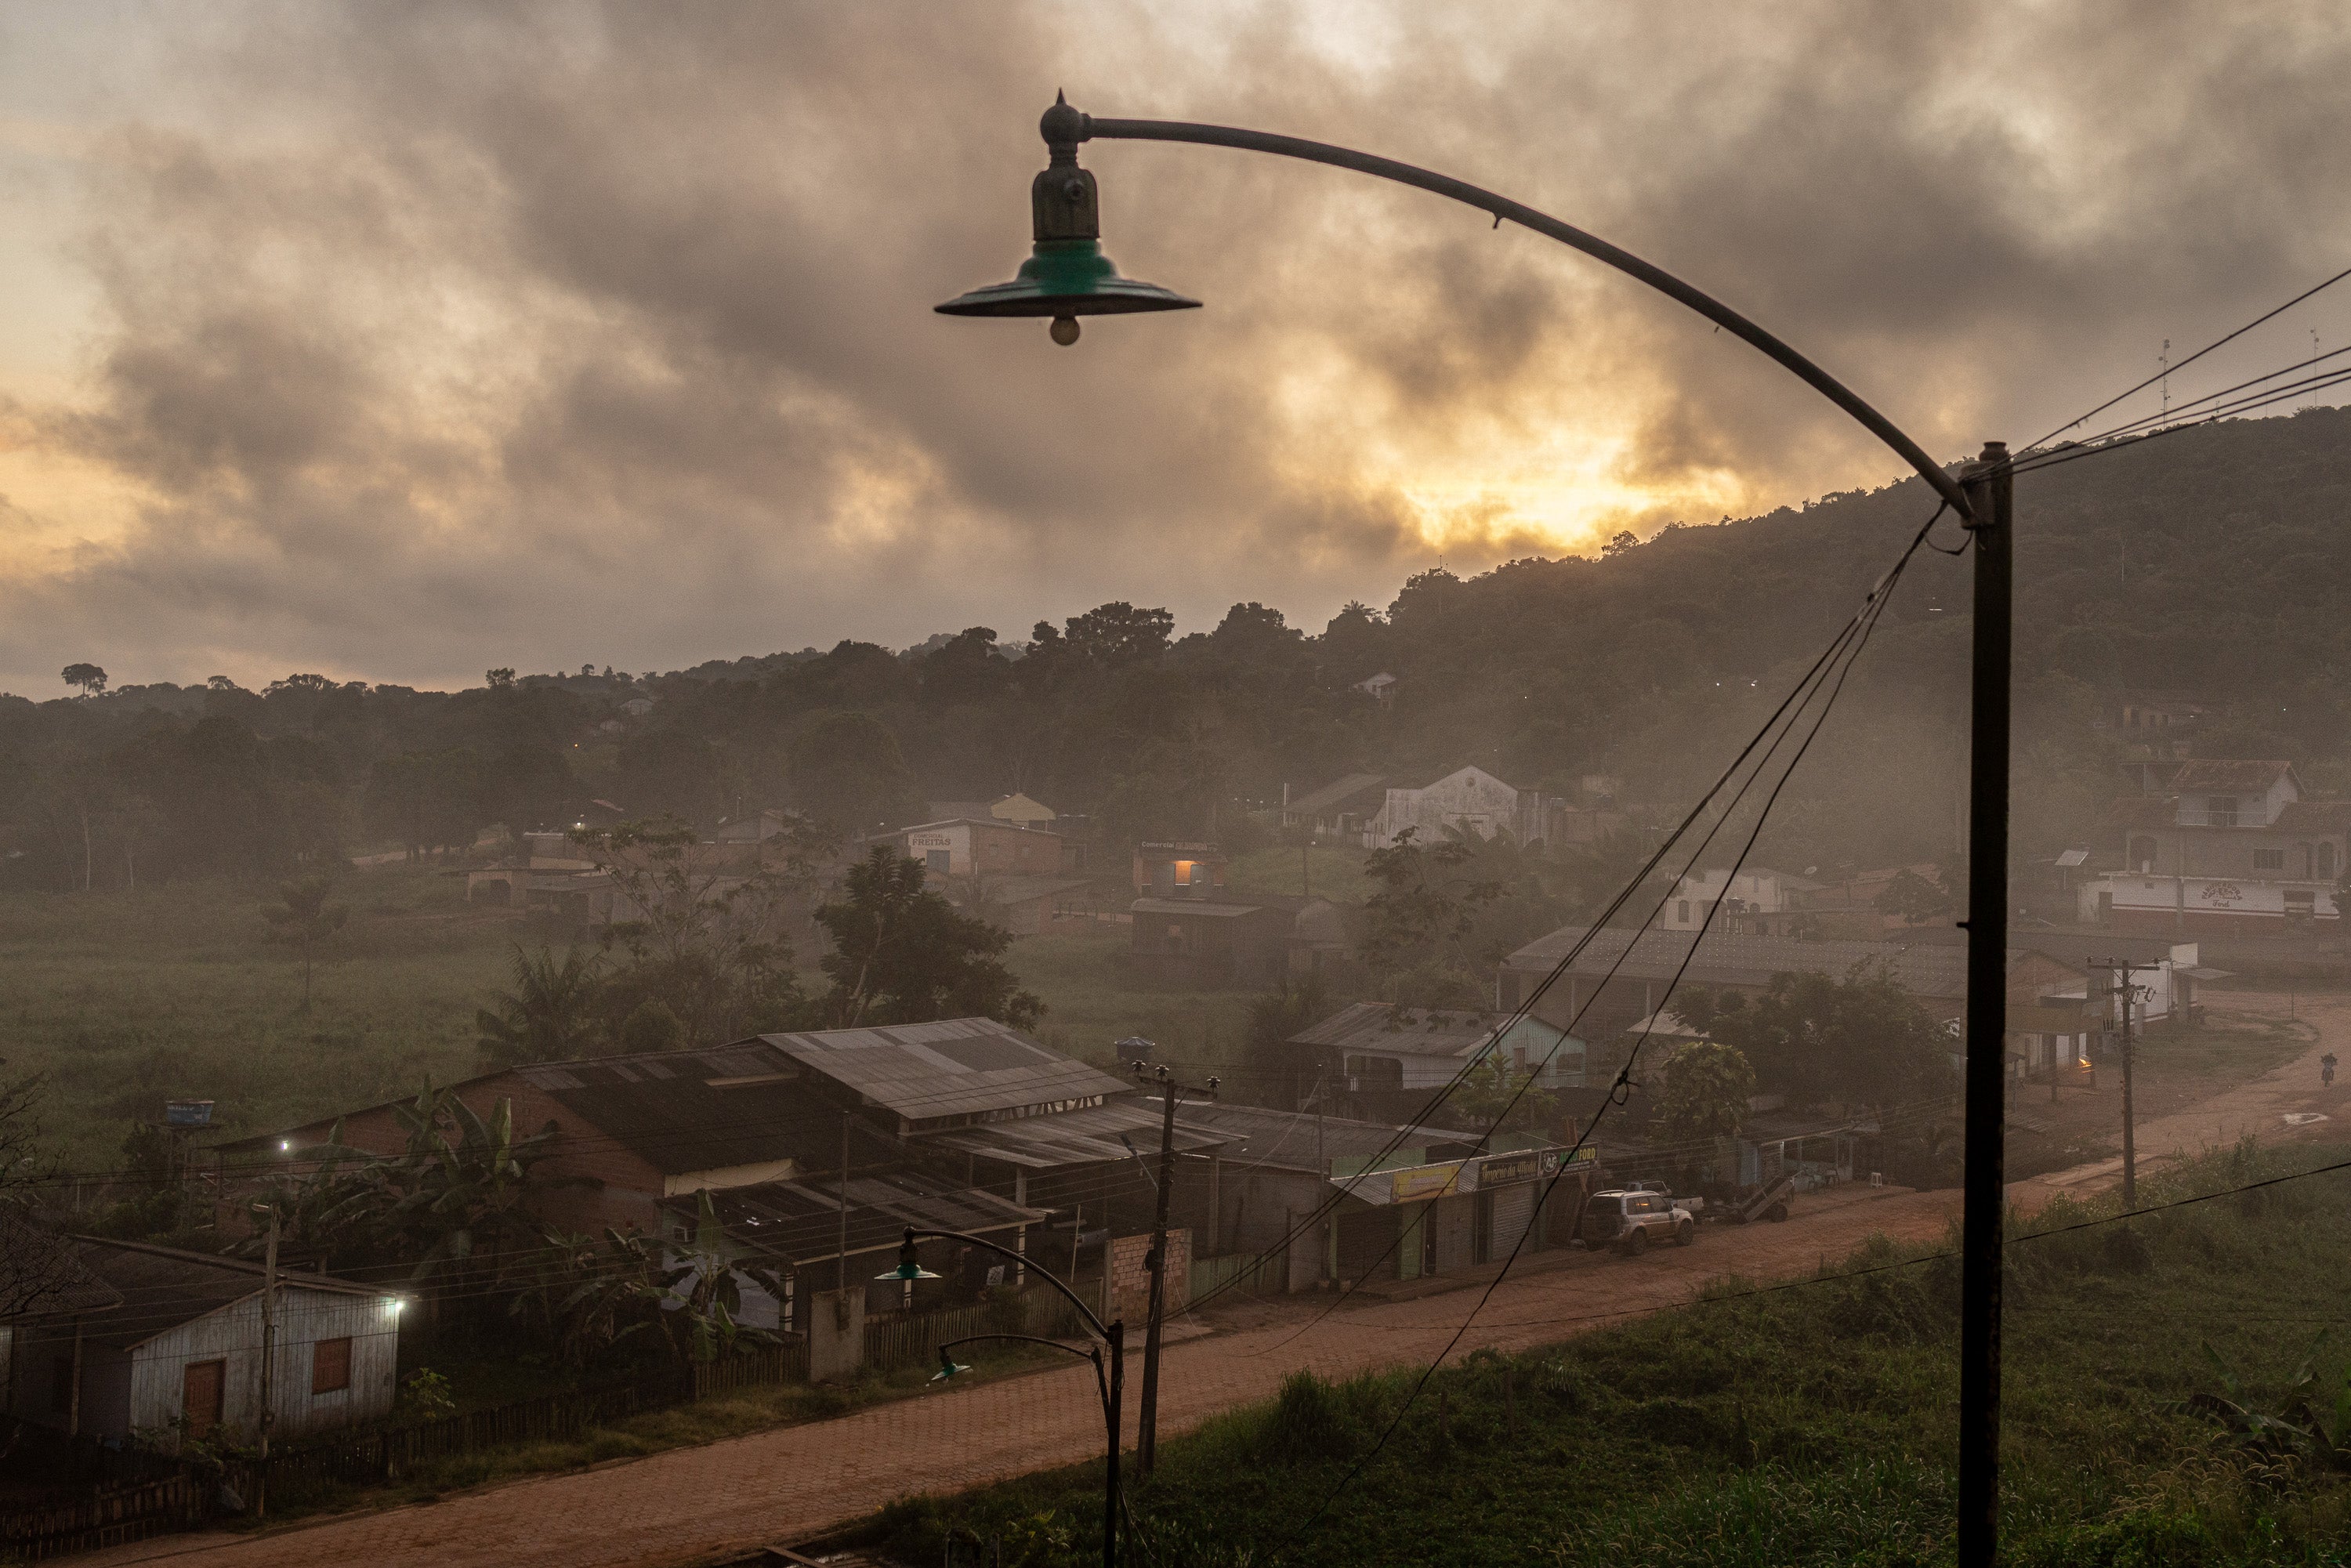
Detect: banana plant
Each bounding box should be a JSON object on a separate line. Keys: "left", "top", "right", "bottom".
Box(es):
{"left": 2189, "top": 1333, "right": 2351, "bottom": 1472}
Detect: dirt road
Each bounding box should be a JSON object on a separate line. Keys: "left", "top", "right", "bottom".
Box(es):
{"left": 2012, "top": 991, "right": 2347, "bottom": 1206}
{"left": 78, "top": 994, "right": 2349, "bottom": 1568}
{"left": 79, "top": 1186, "right": 1956, "bottom": 1568}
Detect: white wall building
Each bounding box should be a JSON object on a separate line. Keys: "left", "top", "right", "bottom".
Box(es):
{"left": 1365, "top": 766, "right": 1552, "bottom": 848}
{"left": 5, "top": 1239, "right": 400, "bottom": 1447}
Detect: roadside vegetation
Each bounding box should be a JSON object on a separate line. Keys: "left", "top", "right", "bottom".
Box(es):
{"left": 871, "top": 1141, "right": 2351, "bottom": 1567}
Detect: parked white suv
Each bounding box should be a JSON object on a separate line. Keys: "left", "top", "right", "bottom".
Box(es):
{"left": 1579, "top": 1189, "right": 1695, "bottom": 1255}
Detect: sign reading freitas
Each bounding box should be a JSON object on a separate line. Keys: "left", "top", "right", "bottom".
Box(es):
{"left": 1333, "top": 1145, "right": 1590, "bottom": 1206}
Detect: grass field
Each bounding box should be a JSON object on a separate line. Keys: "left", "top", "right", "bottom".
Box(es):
{"left": 3, "top": 873, "right": 1291, "bottom": 1177}
{"left": 872, "top": 1140, "right": 2351, "bottom": 1566}
{"left": 0, "top": 866, "right": 516, "bottom": 1172}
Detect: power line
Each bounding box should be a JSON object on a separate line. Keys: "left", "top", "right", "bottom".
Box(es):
{"left": 2024, "top": 262, "right": 2351, "bottom": 452}
{"left": 1260, "top": 510, "right": 1933, "bottom": 1557}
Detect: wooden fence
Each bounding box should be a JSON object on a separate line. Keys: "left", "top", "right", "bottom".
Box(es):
{"left": 864, "top": 1284, "right": 1097, "bottom": 1370}
{"left": 1189, "top": 1248, "right": 1288, "bottom": 1304}
{"left": 0, "top": 1472, "right": 212, "bottom": 1563}
{"left": 0, "top": 1338, "right": 812, "bottom": 1558}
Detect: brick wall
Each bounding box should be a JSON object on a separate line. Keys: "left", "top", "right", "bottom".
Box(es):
{"left": 1106, "top": 1228, "right": 1190, "bottom": 1324}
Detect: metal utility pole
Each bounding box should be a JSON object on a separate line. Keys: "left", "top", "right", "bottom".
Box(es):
{"left": 838, "top": 1114, "right": 850, "bottom": 1295}
{"left": 1958, "top": 443, "right": 2013, "bottom": 1568}
{"left": 2089, "top": 960, "right": 2150, "bottom": 1208}
{"left": 1135, "top": 1062, "right": 1217, "bottom": 1476}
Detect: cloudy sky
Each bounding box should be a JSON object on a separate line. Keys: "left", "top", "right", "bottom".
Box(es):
{"left": 2, "top": 2, "right": 2349, "bottom": 696}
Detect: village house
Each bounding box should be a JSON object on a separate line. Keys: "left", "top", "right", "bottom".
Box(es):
{"left": 1363, "top": 766, "right": 1559, "bottom": 848}
{"left": 1500, "top": 925, "right": 2096, "bottom": 1085}
{"left": 950, "top": 872, "right": 1096, "bottom": 936}
{"left": 3, "top": 1238, "right": 398, "bottom": 1447}
{"left": 1660, "top": 867, "right": 1824, "bottom": 935}
{"left": 1352, "top": 672, "right": 1398, "bottom": 704}
{"left": 1289, "top": 1003, "right": 1586, "bottom": 1124}
{"left": 1280, "top": 774, "right": 1388, "bottom": 841}
{"left": 2081, "top": 760, "right": 2350, "bottom": 930}
{"left": 893, "top": 817, "right": 1070, "bottom": 878}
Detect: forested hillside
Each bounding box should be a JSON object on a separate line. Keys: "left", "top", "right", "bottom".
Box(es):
{"left": 5, "top": 406, "right": 2348, "bottom": 889}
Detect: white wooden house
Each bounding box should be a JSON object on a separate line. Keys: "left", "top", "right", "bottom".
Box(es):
{"left": 1364, "top": 766, "right": 1553, "bottom": 848}
{"left": 2, "top": 1238, "right": 400, "bottom": 1447}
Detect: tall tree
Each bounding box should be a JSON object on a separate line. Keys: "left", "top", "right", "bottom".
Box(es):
{"left": 263, "top": 871, "right": 349, "bottom": 1009}
{"left": 476, "top": 945, "right": 607, "bottom": 1067}
{"left": 815, "top": 846, "right": 1043, "bottom": 1029}
{"left": 1649, "top": 1040, "right": 1757, "bottom": 1148}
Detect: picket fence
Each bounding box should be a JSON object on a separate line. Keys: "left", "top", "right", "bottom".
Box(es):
{"left": 864, "top": 1283, "right": 1096, "bottom": 1370}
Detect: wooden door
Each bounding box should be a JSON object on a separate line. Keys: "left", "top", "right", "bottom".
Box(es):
{"left": 183, "top": 1358, "right": 226, "bottom": 1437}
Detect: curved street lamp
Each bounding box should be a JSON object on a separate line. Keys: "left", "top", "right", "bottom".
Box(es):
{"left": 897, "top": 1226, "right": 1127, "bottom": 1568}
{"left": 938, "top": 98, "right": 2013, "bottom": 1568}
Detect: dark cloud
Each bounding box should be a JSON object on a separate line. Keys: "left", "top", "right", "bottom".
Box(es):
{"left": 5, "top": 0, "right": 2350, "bottom": 691}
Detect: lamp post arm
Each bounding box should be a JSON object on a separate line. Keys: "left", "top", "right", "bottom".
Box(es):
{"left": 906, "top": 1226, "right": 1112, "bottom": 1342}
{"left": 940, "top": 1334, "right": 1113, "bottom": 1414}
{"left": 1078, "top": 114, "right": 1972, "bottom": 521}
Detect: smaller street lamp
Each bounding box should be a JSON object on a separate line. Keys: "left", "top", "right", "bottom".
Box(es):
{"left": 901, "top": 1226, "right": 1128, "bottom": 1568}
{"left": 878, "top": 1234, "right": 944, "bottom": 1283}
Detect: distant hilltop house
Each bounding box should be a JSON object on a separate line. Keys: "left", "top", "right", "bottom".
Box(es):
{"left": 2114, "top": 692, "right": 2212, "bottom": 757}
{"left": 1660, "top": 867, "right": 1823, "bottom": 935}
{"left": 2082, "top": 759, "right": 2349, "bottom": 930}
{"left": 619, "top": 694, "right": 656, "bottom": 718}
{"left": 1281, "top": 774, "right": 1387, "bottom": 840}
{"left": 1351, "top": 672, "right": 1397, "bottom": 704}
{"left": 1365, "top": 766, "right": 1554, "bottom": 849}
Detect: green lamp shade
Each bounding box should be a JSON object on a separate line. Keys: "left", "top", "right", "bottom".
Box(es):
{"left": 880, "top": 1232, "right": 941, "bottom": 1282}
{"left": 936, "top": 240, "right": 1201, "bottom": 318}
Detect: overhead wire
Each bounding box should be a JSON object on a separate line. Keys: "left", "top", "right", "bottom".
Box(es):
{"left": 1179, "top": 516, "right": 1954, "bottom": 1320}
{"left": 2023, "top": 261, "right": 2351, "bottom": 453}
{"left": 1260, "top": 506, "right": 1942, "bottom": 1556}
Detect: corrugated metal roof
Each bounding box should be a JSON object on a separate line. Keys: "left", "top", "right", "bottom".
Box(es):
{"left": 1288, "top": 773, "right": 1388, "bottom": 814}
{"left": 1171, "top": 1102, "right": 1440, "bottom": 1170}
{"left": 2169, "top": 759, "right": 2295, "bottom": 793}
{"left": 665, "top": 1172, "right": 1045, "bottom": 1265}
{"left": 1128, "top": 898, "right": 1277, "bottom": 918}
{"left": 758, "top": 1019, "right": 1128, "bottom": 1126}
{"left": 515, "top": 1045, "right": 876, "bottom": 1174}
{"left": 62, "top": 1238, "right": 381, "bottom": 1351}
{"left": 922, "top": 1098, "right": 1231, "bottom": 1169}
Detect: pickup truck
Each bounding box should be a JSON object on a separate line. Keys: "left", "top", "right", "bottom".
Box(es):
{"left": 1578, "top": 1189, "right": 1695, "bottom": 1255}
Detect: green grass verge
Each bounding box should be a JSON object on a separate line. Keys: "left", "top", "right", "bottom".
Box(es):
{"left": 2135, "top": 1010, "right": 2315, "bottom": 1083}
{"left": 872, "top": 1142, "right": 2351, "bottom": 1566}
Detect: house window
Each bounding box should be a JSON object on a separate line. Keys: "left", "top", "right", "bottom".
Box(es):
{"left": 1675, "top": 900, "right": 1690, "bottom": 924}
{"left": 925, "top": 849, "right": 950, "bottom": 875}
{"left": 312, "top": 1336, "right": 353, "bottom": 1395}
{"left": 2252, "top": 847, "right": 2283, "bottom": 872}
{"left": 2204, "top": 795, "right": 2237, "bottom": 827}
